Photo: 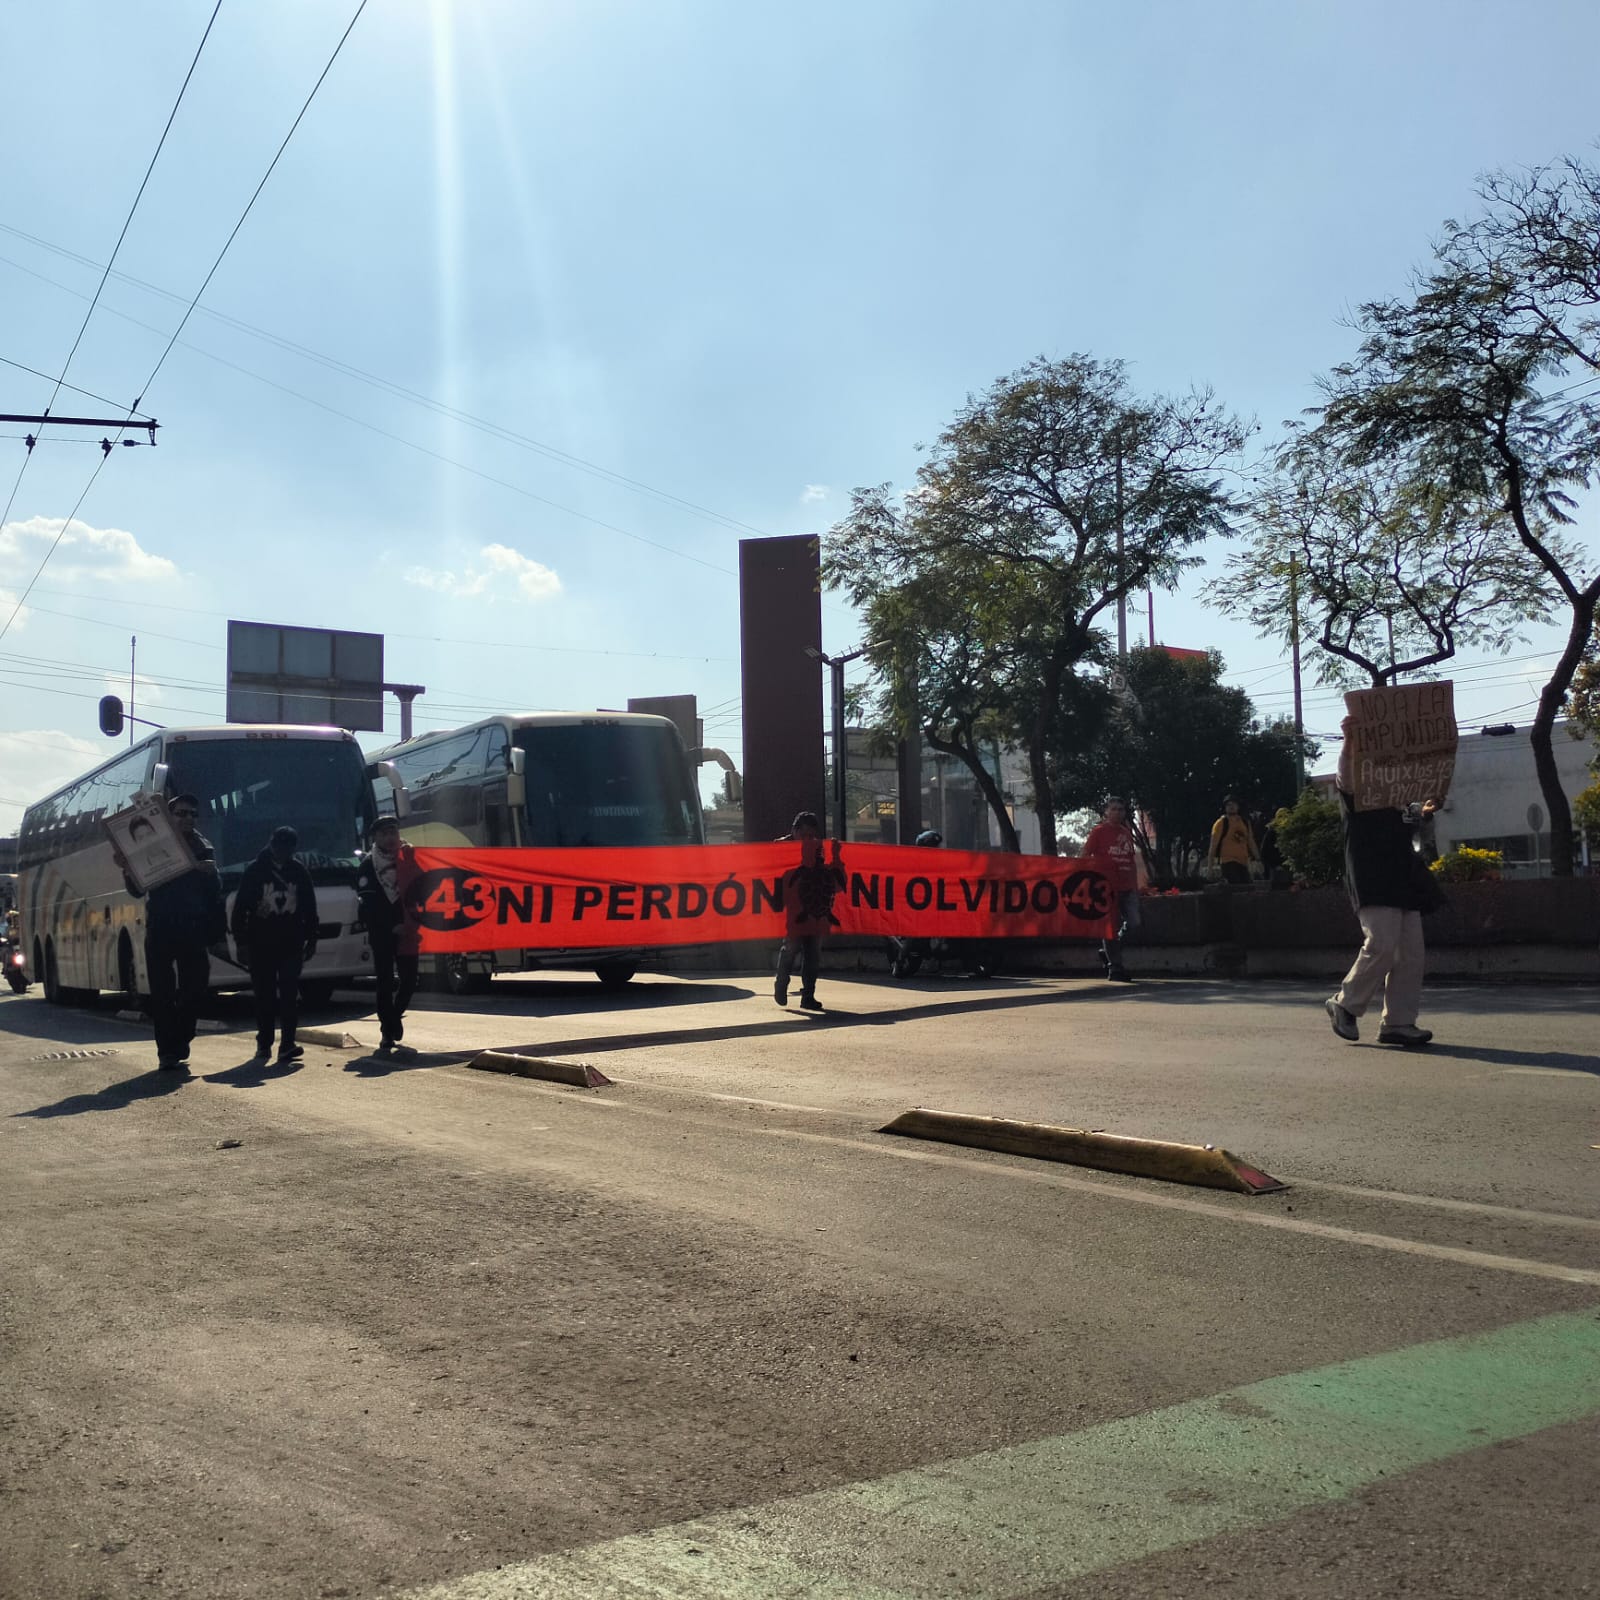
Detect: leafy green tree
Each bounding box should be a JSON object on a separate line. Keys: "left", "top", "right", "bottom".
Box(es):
{"left": 1319, "top": 154, "right": 1600, "bottom": 875}
{"left": 1053, "top": 647, "right": 1311, "bottom": 884}
{"left": 1206, "top": 425, "right": 1556, "bottom": 687}
{"left": 1271, "top": 789, "right": 1345, "bottom": 888}
{"left": 826, "top": 355, "right": 1247, "bottom": 851}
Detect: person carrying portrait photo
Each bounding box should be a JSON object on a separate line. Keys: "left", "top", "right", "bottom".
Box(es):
{"left": 114, "top": 793, "right": 226, "bottom": 1074}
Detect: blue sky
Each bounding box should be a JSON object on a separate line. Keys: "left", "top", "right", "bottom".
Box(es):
{"left": 3, "top": 0, "right": 1598, "bottom": 832}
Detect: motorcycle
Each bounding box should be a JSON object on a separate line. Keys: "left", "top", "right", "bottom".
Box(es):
{"left": 3, "top": 942, "right": 28, "bottom": 993}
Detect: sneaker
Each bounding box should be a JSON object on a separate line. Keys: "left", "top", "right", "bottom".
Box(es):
{"left": 1108, "top": 968, "right": 1133, "bottom": 984}
{"left": 277, "top": 1042, "right": 305, "bottom": 1063}
{"left": 1378, "top": 1024, "right": 1433, "bottom": 1048}
{"left": 798, "top": 995, "right": 824, "bottom": 1011}
{"left": 774, "top": 986, "right": 788, "bottom": 1008}
{"left": 374, "top": 1039, "right": 395, "bottom": 1057}
{"left": 1324, "top": 997, "right": 1359, "bottom": 1041}
{"left": 156, "top": 1056, "right": 188, "bottom": 1074}
{"left": 252, "top": 1038, "right": 272, "bottom": 1061}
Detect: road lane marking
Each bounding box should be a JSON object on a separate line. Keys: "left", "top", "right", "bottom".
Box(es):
{"left": 1281, "top": 1176, "right": 1600, "bottom": 1233}
{"left": 428, "top": 1069, "right": 1600, "bottom": 1285}
{"left": 405, "top": 1305, "right": 1600, "bottom": 1599}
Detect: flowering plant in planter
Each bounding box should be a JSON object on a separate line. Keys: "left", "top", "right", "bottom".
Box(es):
{"left": 1429, "top": 846, "right": 1504, "bottom": 883}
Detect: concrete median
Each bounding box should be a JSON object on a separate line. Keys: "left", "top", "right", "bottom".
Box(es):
{"left": 880, "top": 1108, "right": 1286, "bottom": 1194}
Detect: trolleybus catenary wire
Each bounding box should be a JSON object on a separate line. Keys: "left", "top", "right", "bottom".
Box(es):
{"left": 0, "top": 2, "right": 369, "bottom": 652}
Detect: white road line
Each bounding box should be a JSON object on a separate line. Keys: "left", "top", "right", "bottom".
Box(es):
{"left": 1282, "top": 1176, "right": 1600, "bottom": 1232}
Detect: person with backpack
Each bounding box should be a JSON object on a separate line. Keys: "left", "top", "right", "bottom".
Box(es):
{"left": 232, "top": 825, "right": 319, "bottom": 1063}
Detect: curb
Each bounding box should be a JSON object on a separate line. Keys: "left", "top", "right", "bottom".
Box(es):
{"left": 879, "top": 1108, "right": 1286, "bottom": 1195}
{"left": 466, "top": 1050, "right": 613, "bottom": 1089}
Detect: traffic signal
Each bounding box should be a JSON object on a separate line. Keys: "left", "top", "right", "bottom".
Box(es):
{"left": 98, "top": 695, "right": 124, "bottom": 738}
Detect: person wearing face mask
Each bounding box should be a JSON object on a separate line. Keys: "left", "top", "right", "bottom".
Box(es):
{"left": 114, "top": 792, "right": 226, "bottom": 1073}
{"left": 232, "top": 825, "right": 319, "bottom": 1064}
{"left": 356, "top": 815, "right": 418, "bottom": 1057}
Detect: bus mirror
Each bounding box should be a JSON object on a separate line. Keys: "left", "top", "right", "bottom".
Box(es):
{"left": 506, "top": 747, "right": 526, "bottom": 808}
{"left": 98, "top": 695, "right": 124, "bottom": 738}
{"left": 509, "top": 748, "right": 526, "bottom": 776}
{"left": 378, "top": 761, "right": 412, "bottom": 820}
{"left": 151, "top": 762, "right": 170, "bottom": 795}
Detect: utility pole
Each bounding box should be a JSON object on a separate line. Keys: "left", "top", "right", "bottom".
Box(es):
{"left": 129, "top": 636, "right": 137, "bottom": 747}
{"left": 1, "top": 413, "right": 159, "bottom": 449}
{"left": 1288, "top": 555, "right": 1305, "bottom": 791}
{"left": 1115, "top": 443, "right": 1127, "bottom": 659}
{"left": 806, "top": 646, "right": 865, "bottom": 841}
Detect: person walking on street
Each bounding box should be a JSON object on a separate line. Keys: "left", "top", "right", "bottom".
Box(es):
{"left": 1085, "top": 796, "right": 1141, "bottom": 983}
{"left": 775, "top": 811, "right": 846, "bottom": 1012}
{"left": 115, "top": 792, "right": 225, "bottom": 1073}
{"left": 1206, "top": 795, "right": 1261, "bottom": 885}
{"left": 356, "top": 815, "right": 418, "bottom": 1057}
{"left": 1324, "top": 716, "right": 1443, "bottom": 1048}
{"left": 232, "top": 825, "right": 319, "bottom": 1063}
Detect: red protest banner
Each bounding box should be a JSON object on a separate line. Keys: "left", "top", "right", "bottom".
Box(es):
{"left": 404, "top": 841, "right": 1116, "bottom": 954}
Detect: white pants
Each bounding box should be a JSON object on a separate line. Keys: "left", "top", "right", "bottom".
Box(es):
{"left": 1335, "top": 906, "right": 1425, "bottom": 1028}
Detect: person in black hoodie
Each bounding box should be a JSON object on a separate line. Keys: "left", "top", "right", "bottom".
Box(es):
{"left": 232, "top": 825, "right": 319, "bottom": 1063}
{"left": 115, "top": 792, "right": 226, "bottom": 1073}
{"left": 355, "top": 815, "right": 417, "bottom": 1056}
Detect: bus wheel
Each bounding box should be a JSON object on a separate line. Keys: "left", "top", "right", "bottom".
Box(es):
{"left": 445, "top": 957, "right": 492, "bottom": 997}
{"left": 595, "top": 961, "right": 637, "bottom": 991}
{"left": 43, "top": 941, "right": 65, "bottom": 1006}
{"left": 300, "top": 979, "right": 336, "bottom": 1008}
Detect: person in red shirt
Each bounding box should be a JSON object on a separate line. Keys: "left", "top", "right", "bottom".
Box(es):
{"left": 1084, "top": 795, "right": 1141, "bottom": 983}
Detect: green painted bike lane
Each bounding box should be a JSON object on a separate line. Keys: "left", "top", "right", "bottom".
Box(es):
{"left": 409, "top": 1304, "right": 1600, "bottom": 1599}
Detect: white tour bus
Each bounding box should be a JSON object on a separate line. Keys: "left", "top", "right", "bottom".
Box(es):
{"left": 370, "top": 710, "right": 706, "bottom": 993}
{"left": 17, "top": 725, "right": 377, "bottom": 1006}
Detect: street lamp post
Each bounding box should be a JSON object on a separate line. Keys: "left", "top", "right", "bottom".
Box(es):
{"left": 806, "top": 646, "right": 865, "bottom": 841}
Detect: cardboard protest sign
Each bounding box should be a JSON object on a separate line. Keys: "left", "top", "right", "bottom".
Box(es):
{"left": 1343, "top": 680, "right": 1457, "bottom": 811}
{"left": 103, "top": 796, "right": 197, "bottom": 892}
{"left": 405, "top": 840, "right": 1117, "bottom": 954}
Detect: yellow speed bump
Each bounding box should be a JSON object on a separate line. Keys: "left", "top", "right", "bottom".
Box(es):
{"left": 880, "top": 1108, "right": 1286, "bottom": 1195}
{"left": 467, "top": 1050, "right": 613, "bottom": 1089}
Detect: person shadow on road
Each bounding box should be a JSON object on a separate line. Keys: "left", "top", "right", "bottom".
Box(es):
{"left": 201, "top": 1053, "right": 311, "bottom": 1089}
{"left": 12, "top": 1067, "right": 189, "bottom": 1119}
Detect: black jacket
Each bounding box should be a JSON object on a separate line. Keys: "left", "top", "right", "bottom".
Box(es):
{"left": 125, "top": 831, "right": 226, "bottom": 944}
{"left": 355, "top": 849, "right": 407, "bottom": 939}
{"left": 1339, "top": 791, "right": 1444, "bottom": 915}
{"left": 231, "top": 850, "right": 319, "bottom": 950}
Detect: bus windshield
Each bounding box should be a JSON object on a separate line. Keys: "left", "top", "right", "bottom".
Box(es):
{"left": 165, "top": 737, "right": 377, "bottom": 885}
{"left": 516, "top": 722, "right": 702, "bottom": 848}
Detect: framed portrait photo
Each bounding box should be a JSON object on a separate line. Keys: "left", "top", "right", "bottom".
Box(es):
{"left": 104, "top": 796, "right": 197, "bottom": 892}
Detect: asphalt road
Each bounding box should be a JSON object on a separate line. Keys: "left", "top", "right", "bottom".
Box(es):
{"left": 2, "top": 965, "right": 1597, "bottom": 1600}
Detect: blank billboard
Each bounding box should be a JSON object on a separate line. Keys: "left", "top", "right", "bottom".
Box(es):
{"left": 226, "top": 621, "right": 385, "bottom": 731}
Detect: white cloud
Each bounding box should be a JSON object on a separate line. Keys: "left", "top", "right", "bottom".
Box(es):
{"left": 800, "top": 484, "right": 830, "bottom": 504}
{"left": 0, "top": 515, "right": 179, "bottom": 591}
{"left": 404, "top": 543, "right": 561, "bottom": 603}
{"left": 0, "top": 728, "right": 102, "bottom": 834}
{"left": 103, "top": 670, "right": 163, "bottom": 707}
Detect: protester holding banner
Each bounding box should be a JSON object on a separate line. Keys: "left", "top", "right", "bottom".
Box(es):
{"left": 1324, "top": 714, "right": 1444, "bottom": 1049}
{"left": 115, "top": 793, "right": 226, "bottom": 1073}
{"left": 1084, "top": 796, "right": 1141, "bottom": 983}
{"left": 1206, "top": 796, "right": 1260, "bottom": 885}
{"left": 775, "top": 811, "right": 846, "bottom": 1011}
{"left": 357, "top": 815, "right": 419, "bottom": 1057}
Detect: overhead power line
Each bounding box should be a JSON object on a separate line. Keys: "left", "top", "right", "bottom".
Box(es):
{"left": 130, "top": 0, "right": 368, "bottom": 412}
{"left": 0, "top": 222, "right": 774, "bottom": 543}
{"left": 1, "top": 1, "right": 369, "bottom": 655}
